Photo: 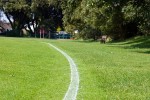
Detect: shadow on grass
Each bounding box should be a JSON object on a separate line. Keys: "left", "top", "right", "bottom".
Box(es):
{"left": 135, "top": 51, "right": 150, "bottom": 54}
{"left": 108, "top": 36, "right": 150, "bottom": 54}
{"left": 72, "top": 39, "right": 99, "bottom": 43}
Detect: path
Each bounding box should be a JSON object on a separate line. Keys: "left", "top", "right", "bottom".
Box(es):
{"left": 47, "top": 43, "right": 79, "bottom": 100}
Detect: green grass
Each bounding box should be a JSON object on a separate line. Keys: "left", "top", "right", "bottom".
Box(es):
{"left": 0, "top": 36, "right": 150, "bottom": 100}
{"left": 0, "top": 37, "right": 70, "bottom": 100}
{"left": 46, "top": 36, "right": 150, "bottom": 100}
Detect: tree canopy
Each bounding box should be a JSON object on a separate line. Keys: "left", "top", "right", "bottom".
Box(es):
{"left": 0, "top": 0, "right": 150, "bottom": 40}
{"left": 0, "top": 0, "right": 62, "bottom": 37}
{"left": 62, "top": 0, "right": 150, "bottom": 40}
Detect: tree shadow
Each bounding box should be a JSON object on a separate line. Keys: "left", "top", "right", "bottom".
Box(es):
{"left": 130, "top": 40, "right": 150, "bottom": 49}
{"left": 108, "top": 36, "right": 150, "bottom": 54}
{"left": 72, "top": 39, "right": 98, "bottom": 43}
{"left": 135, "top": 51, "right": 150, "bottom": 54}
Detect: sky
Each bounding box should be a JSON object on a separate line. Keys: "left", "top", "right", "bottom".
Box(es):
{"left": 0, "top": 11, "right": 10, "bottom": 23}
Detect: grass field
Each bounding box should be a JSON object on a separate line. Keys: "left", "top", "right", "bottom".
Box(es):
{"left": 0, "top": 36, "right": 150, "bottom": 100}
{"left": 46, "top": 36, "right": 150, "bottom": 100}
{"left": 0, "top": 37, "right": 70, "bottom": 100}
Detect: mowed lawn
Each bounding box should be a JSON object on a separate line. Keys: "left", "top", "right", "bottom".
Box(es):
{"left": 0, "top": 37, "right": 70, "bottom": 100}
{"left": 0, "top": 37, "right": 150, "bottom": 100}
{"left": 47, "top": 37, "right": 150, "bottom": 100}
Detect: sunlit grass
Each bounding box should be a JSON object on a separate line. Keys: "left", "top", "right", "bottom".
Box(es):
{"left": 0, "top": 37, "right": 70, "bottom": 100}
{"left": 47, "top": 37, "right": 150, "bottom": 100}
{"left": 0, "top": 36, "right": 150, "bottom": 100}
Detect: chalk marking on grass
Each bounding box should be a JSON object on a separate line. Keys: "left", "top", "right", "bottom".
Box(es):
{"left": 47, "top": 43, "right": 79, "bottom": 100}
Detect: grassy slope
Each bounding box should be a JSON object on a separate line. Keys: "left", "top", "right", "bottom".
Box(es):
{"left": 48, "top": 36, "right": 150, "bottom": 100}
{"left": 0, "top": 37, "right": 70, "bottom": 100}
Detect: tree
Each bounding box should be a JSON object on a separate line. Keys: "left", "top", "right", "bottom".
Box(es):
{"left": 1, "top": 0, "right": 149, "bottom": 39}
{"left": 62, "top": 0, "right": 150, "bottom": 40}
{"left": 0, "top": 0, "right": 35, "bottom": 36}
{"left": 0, "top": 0, "right": 63, "bottom": 37}
{"left": 137, "top": 0, "right": 150, "bottom": 35}
{"left": 61, "top": 0, "right": 102, "bottom": 40}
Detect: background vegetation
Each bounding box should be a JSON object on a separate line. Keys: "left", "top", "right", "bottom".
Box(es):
{"left": 62, "top": 0, "right": 150, "bottom": 40}
{"left": 0, "top": 0, "right": 150, "bottom": 40}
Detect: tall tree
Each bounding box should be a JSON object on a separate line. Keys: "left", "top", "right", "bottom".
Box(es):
{"left": 0, "top": 0, "right": 31, "bottom": 36}
{"left": 62, "top": 0, "right": 150, "bottom": 40}
{"left": 0, "top": 0, "right": 62, "bottom": 37}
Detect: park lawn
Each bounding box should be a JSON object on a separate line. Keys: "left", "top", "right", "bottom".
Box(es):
{"left": 47, "top": 36, "right": 150, "bottom": 100}
{"left": 0, "top": 37, "right": 70, "bottom": 100}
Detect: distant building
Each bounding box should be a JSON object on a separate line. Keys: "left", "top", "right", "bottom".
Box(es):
{"left": 0, "top": 21, "right": 12, "bottom": 33}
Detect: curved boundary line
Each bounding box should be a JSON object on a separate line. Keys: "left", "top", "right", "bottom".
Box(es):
{"left": 47, "top": 43, "right": 79, "bottom": 100}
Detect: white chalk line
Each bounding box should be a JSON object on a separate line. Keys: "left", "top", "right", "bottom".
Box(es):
{"left": 47, "top": 43, "right": 79, "bottom": 100}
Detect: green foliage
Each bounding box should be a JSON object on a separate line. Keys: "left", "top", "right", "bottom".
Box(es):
{"left": 1, "top": 0, "right": 150, "bottom": 39}
{"left": 137, "top": 0, "right": 150, "bottom": 35}
{"left": 0, "top": 0, "right": 32, "bottom": 36}
{"left": 62, "top": 0, "right": 150, "bottom": 40}
{"left": 0, "top": 0, "right": 62, "bottom": 37}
